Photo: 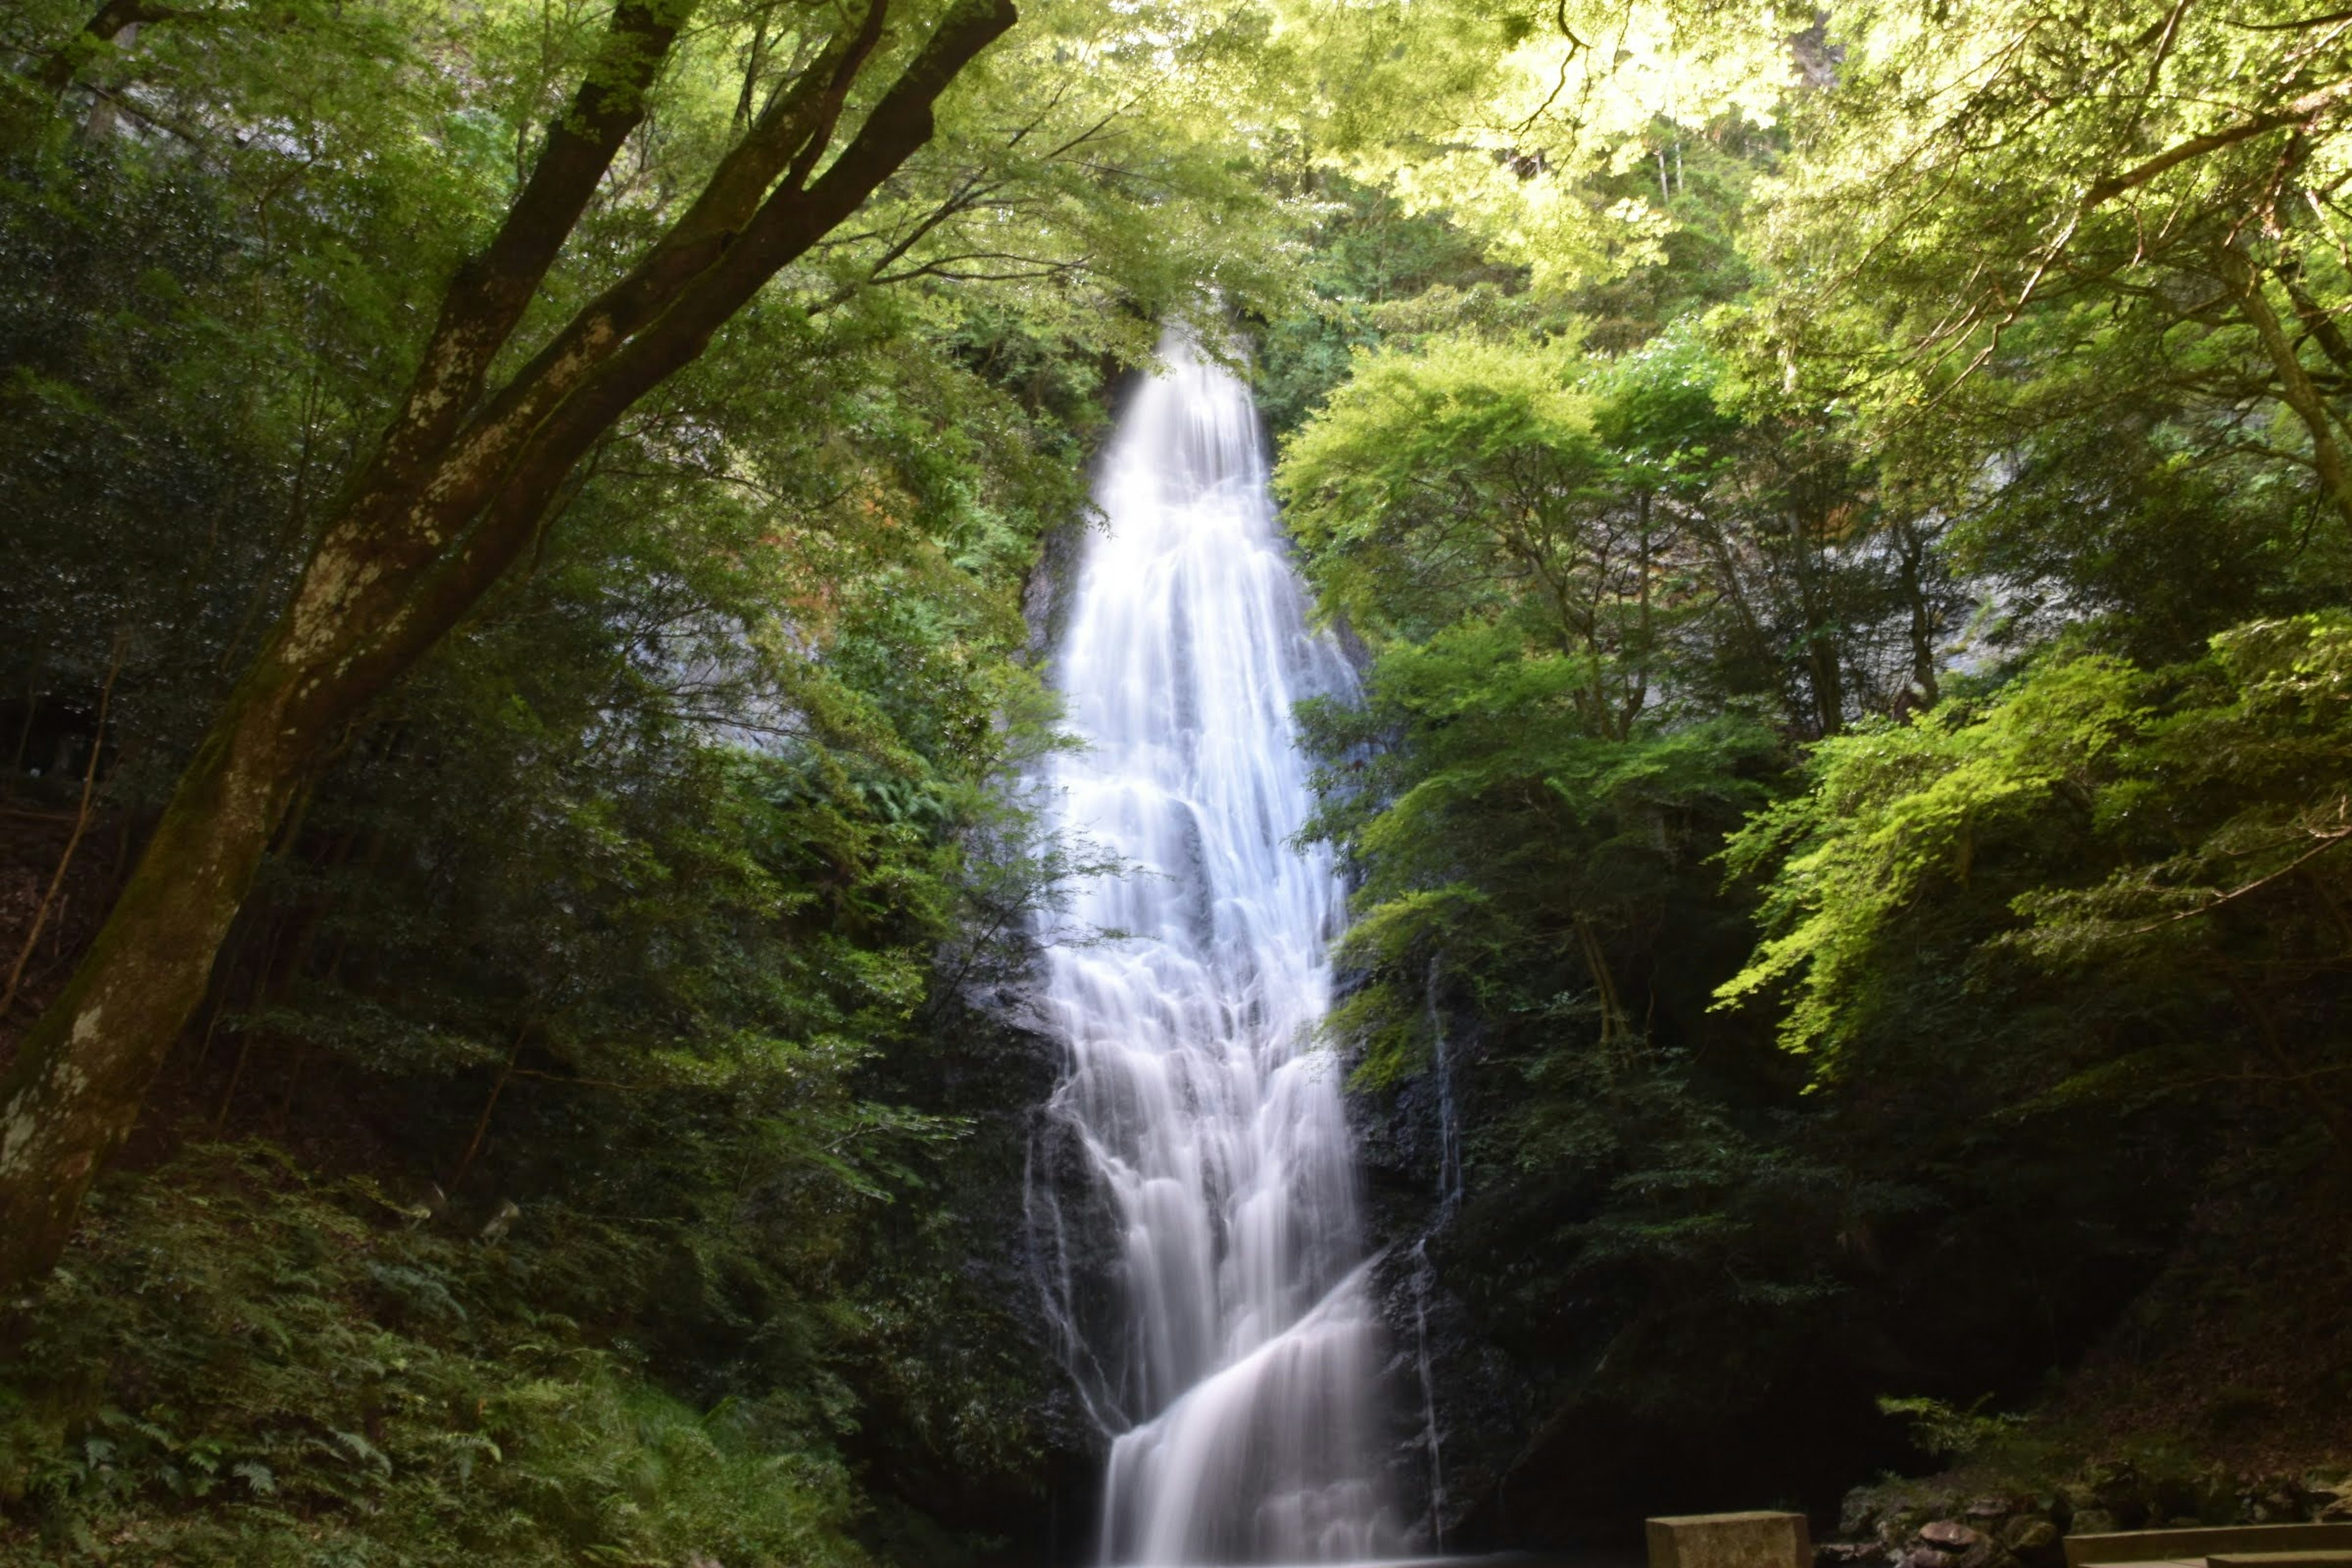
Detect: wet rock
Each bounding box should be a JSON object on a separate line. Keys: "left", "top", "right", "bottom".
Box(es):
{"left": 1918, "top": 1523, "right": 1983, "bottom": 1552}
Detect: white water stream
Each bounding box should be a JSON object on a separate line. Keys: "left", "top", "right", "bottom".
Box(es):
{"left": 1034, "top": 331, "right": 1400, "bottom": 1566}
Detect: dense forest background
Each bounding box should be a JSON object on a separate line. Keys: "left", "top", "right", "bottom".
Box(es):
{"left": 4, "top": 0, "right": 2352, "bottom": 1562}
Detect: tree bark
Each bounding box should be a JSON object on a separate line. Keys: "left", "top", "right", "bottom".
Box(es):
{"left": 0, "top": 0, "right": 1017, "bottom": 1296}
{"left": 1895, "top": 519, "right": 1940, "bottom": 714}
{"left": 33, "top": 0, "right": 178, "bottom": 94}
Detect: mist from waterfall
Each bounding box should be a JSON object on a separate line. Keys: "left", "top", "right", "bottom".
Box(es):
{"left": 1031, "top": 328, "right": 1399, "bottom": 1567}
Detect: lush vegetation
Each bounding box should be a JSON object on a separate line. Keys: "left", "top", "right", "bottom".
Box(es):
{"left": 6, "top": 0, "right": 2352, "bottom": 1558}
{"left": 0, "top": 0, "right": 1253, "bottom": 1556}
{"left": 1259, "top": 0, "right": 2352, "bottom": 1531}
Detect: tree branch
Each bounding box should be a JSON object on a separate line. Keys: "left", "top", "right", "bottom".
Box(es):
{"left": 343, "top": 0, "right": 1022, "bottom": 696}
{"left": 2082, "top": 77, "right": 2352, "bottom": 210}
{"left": 32, "top": 0, "right": 186, "bottom": 95}
{"left": 352, "top": 0, "right": 695, "bottom": 527}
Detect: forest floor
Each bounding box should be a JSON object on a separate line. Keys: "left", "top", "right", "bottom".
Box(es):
{"left": 1830, "top": 1162, "right": 2352, "bottom": 1561}
{"left": 2038, "top": 1175, "right": 2352, "bottom": 1476}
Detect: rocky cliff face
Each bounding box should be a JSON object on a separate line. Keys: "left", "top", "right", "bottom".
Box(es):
{"left": 848, "top": 506, "right": 1122, "bottom": 1567}
{"left": 853, "top": 967, "right": 1113, "bottom": 1567}
{"left": 1350, "top": 1012, "right": 1530, "bottom": 1552}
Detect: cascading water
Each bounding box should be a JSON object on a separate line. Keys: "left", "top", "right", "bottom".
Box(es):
{"left": 1033, "top": 328, "right": 1399, "bottom": 1567}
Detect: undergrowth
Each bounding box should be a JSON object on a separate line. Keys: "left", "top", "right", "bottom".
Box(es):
{"left": 0, "top": 1143, "right": 872, "bottom": 1567}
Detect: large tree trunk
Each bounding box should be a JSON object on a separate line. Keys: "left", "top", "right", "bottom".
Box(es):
{"left": 0, "top": 0, "right": 1017, "bottom": 1296}
{"left": 0, "top": 636, "right": 317, "bottom": 1285}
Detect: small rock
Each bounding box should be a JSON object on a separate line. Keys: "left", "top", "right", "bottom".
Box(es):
{"left": 2195, "top": 1473, "right": 2242, "bottom": 1524}
{"left": 1883, "top": 1509, "right": 1940, "bottom": 1550}
{"left": 2002, "top": 1519, "right": 2058, "bottom": 1554}
{"left": 2301, "top": 1474, "right": 2350, "bottom": 1521}
{"left": 2092, "top": 1465, "right": 2149, "bottom": 1528}
{"left": 1820, "top": 1544, "right": 1891, "bottom": 1568}
{"left": 2070, "top": 1510, "right": 2119, "bottom": 1537}
{"left": 2252, "top": 1494, "right": 2296, "bottom": 1525}
{"left": 1967, "top": 1499, "right": 2014, "bottom": 1521}
{"left": 1920, "top": 1523, "right": 1984, "bottom": 1552}
{"left": 1903, "top": 1549, "right": 1956, "bottom": 1568}
{"left": 1841, "top": 1491, "right": 1886, "bottom": 1540}
{"left": 478, "top": 1197, "right": 520, "bottom": 1243}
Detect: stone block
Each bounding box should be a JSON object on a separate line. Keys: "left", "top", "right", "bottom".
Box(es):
{"left": 1650, "top": 1510, "right": 1815, "bottom": 1568}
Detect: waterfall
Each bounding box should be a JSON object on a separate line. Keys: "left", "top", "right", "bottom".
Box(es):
{"left": 1034, "top": 328, "right": 1398, "bottom": 1566}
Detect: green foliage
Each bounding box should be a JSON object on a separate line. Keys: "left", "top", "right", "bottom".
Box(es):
{"left": 0, "top": 0, "right": 1268, "bottom": 1547}
{"left": 1874, "top": 1396, "right": 2026, "bottom": 1464}
{"left": 1724, "top": 615, "right": 2352, "bottom": 1142}
{"left": 1261, "top": 10, "right": 2352, "bottom": 1496}
{"left": 1276, "top": 278, "right": 1878, "bottom": 1472}
{"left": 14, "top": 0, "right": 2352, "bottom": 1537}
{"left": 1718, "top": 653, "right": 2157, "bottom": 1068}
{"left": 0, "top": 1145, "right": 870, "bottom": 1566}
{"left": 1251, "top": 175, "right": 1531, "bottom": 435}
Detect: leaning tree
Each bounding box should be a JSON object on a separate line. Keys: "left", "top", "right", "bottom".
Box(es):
{"left": 0, "top": 0, "right": 1019, "bottom": 1294}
